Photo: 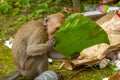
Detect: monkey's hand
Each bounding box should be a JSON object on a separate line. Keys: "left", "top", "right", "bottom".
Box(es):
{"left": 47, "top": 38, "right": 56, "bottom": 48}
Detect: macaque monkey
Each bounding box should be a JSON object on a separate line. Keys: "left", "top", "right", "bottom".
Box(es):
{"left": 1, "top": 13, "right": 65, "bottom": 80}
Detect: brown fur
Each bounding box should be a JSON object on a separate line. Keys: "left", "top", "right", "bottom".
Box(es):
{"left": 2, "top": 13, "right": 65, "bottom": 80}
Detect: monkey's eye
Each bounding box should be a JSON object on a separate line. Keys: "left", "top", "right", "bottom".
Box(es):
{"left": 50, "top": 32, "right": 54, "bottom": 35}
{"left": 55, "top": 23, "right": 61, "bottom": 30}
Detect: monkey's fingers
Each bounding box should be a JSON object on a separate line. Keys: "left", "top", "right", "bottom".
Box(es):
{"left": 48, "top": 38, "right": 57, "bottom": 47}
{"left": 71, "top": 52, "right": 80, "bottom": 60}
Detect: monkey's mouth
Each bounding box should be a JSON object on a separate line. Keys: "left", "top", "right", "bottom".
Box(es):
{"left": 48, "top": 35, "right": 54, "bottom": 39}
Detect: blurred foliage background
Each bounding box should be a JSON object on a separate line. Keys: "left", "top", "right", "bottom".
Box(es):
{"left": 0, "top": 0, "right": 73, "bottom": 40}
{"left": 0, "top": 0, "right": 120, "bottom": 40}
{"left": 0, "top": 0, "right": 101, "bottom": 40}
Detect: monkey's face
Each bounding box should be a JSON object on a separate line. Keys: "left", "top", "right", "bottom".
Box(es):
{"left": 44, "top": 13, "right": 65, "bottom": 39}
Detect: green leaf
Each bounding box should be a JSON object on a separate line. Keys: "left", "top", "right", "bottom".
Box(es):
{"left": 54, "top": 13, "right": 110, "bottom": 59}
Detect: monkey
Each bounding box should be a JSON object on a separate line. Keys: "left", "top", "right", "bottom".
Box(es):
{"left": 1, "top": 13, "right": 65, "bottom": 80}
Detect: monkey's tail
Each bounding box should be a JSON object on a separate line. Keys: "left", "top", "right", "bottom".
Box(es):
{"left": 0, "top": 71, "right": 22, "bottom": 80}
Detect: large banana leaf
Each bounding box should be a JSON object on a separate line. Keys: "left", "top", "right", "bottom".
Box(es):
{"left": 54, "top": 13, "right": 110, "bottom": 59}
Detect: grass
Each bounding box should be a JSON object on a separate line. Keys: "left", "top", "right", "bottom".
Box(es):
{"left": 0, "top": 41, "right": 15, "bottom": 77}
{"left": 49, "top": 62, "right": 112, "bottom": 80}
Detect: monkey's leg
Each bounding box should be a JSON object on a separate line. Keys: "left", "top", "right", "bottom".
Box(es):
{"left": 1, "top": 71, "right": 22, "bottom": 80}
{"left": 48, "top": 49, "right": 66, "bottom": 60}
{"left": 23, "top": 56, "right": 48, "bottom": 80}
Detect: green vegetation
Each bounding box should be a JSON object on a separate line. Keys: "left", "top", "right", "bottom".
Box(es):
{"left": 0, "top": 0, "right": 120, "bottom": 80}
{"left": 0, "top": 42, "right": 14, "bottom": 77}
{"left": 0, "top": 0, "right": 72, "bottom": 40}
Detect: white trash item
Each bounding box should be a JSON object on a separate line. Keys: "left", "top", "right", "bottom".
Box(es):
{"left": 34, "top": 70, "right": 58, "bottom": 80}
{"left": 102, "top": 77, "right": 109, "bottom": 80}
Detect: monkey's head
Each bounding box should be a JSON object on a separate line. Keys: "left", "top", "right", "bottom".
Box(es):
{"left": 43, "top": 13, "right": 65, "bottom": 39}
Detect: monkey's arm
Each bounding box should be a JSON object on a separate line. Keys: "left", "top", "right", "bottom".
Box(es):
{"left": 27, "top": 29, "right": 55, "bottom": 56}
{"left": 48, "top": 49, "right": 66, "bottom": 60}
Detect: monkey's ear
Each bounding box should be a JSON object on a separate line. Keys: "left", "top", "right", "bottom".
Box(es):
{"left": 43, "top": 17, "right": 49, "bottom": 26}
